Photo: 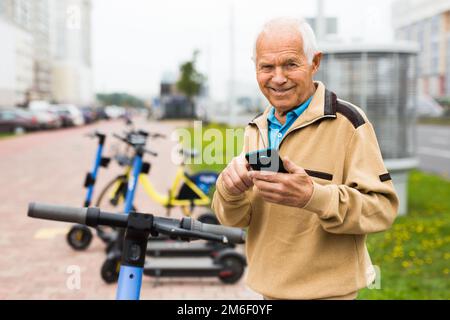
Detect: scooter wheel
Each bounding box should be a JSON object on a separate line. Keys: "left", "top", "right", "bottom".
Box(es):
{"left": 101, "top": 257, "right": 120, "bottom": 284}
{"left": 218, "top": 256, "right": 245, "bottom": 284}
{"left": 197, "top": 212, "right": 219, "bottom": 225}
{"left": 66, "top": 225, "right": 93, "bottom": 251}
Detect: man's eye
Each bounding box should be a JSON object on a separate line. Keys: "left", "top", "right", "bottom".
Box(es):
{"left": 260, "top": 65, "right": 273, "bottom": 70}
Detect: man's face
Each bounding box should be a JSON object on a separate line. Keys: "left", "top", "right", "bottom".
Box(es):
{"left": 255, "top": 31, "right": 321, "bottom": 113}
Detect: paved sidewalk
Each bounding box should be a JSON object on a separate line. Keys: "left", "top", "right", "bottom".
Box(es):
{"left": 0, "top": 118, "right": 259, "bottom": 300}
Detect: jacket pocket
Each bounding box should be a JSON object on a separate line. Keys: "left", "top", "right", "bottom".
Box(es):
{"left": 305, "top": 169, "right": 333, "bottom": 181}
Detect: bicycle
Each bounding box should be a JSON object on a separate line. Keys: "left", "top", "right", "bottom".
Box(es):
{"left": 68, "top": 130, "right": 220, "bottom": 250}
{"left": 96, "top": 143, "right": 219, "bottom": 220}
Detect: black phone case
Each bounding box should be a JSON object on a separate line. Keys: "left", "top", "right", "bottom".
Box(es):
{"left": 245, "top": 148, "right": 288, "bottom": 173}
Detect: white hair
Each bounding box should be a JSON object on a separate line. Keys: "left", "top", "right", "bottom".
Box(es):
{"left": 252, "top": 17, "right": 319, "bottom": 65}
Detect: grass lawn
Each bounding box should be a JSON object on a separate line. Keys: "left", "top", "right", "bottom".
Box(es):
{"left": 358, "top": 170, "right": 450, "bottom": 299}
{"left": 181, "top": 122, "right": 450, "bottom": 299}
{"left": 417, "top": 117, "right": 450, "bottom": 126}
{"left": 180, "top": 122, "right": 244, "bottom": 173}
{"left": 0, "top": 132, "right": 15, "bottom": 140}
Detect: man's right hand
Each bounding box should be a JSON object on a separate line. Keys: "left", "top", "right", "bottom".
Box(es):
{"left": 221, "top": 155, "right": 254, "bottom": 196}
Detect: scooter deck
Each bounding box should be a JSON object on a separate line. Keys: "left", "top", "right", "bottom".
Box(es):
{"left": 143, "top": 257, "right": 222, "bottom": 277}
{"left": 146, "top": 241, "right": 227, "bottom": 257}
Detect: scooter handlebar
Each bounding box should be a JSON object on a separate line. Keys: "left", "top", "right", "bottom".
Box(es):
{"left": 143, "top": 147, "right": 158, "bottom": 157}
{"left": 186, "top": 218, "right": 246, "bottom": 244}
{"left": 28, "top": 203, "right": 88, "bottom": 225}
{"left": 28, "top": 203, "right": 245, "bottom": 244}
{"left": 112, "top": 133, "right": 128, "bottom": 144}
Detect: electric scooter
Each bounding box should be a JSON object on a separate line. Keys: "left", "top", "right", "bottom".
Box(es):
{"left": 100, "top": 132, "right": 246, "bottom": 285}
{"left": 66, "top": 131, "right": 111, "bottom": 250}
{"left": 27, "top": 203, "right": 245, "bottom": 300}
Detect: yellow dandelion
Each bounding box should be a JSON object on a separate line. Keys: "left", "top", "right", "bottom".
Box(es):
{"left": 414, "top": 259, "right": 424, "bottom": 266}
{"left": 402, "top": 261, "right": 411, "bottom": 268}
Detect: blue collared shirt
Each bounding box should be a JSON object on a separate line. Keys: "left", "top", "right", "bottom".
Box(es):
{"left": 267, "top": 96, "right": 313, "bottom": 150}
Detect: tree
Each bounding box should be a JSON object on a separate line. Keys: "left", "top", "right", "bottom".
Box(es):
{"left": 176, "top": 50, "right": 206, "bottom": 117}
{"left": 96, "top": 93, "right": 145, "bottom": 108}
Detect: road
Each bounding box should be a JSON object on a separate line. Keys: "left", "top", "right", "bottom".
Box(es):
{"left": 417, "top": 124, "right": 450, "bottom": 178}
{"left": 0, "top": 118, "right": 258, "bottom": 300}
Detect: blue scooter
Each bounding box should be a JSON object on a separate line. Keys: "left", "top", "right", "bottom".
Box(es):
{"left": 66, "top": 131, "right": 111, "bottom": 250}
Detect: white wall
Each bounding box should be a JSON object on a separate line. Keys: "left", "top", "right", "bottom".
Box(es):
{"left": 0, "top": 18, "right": 33, "bottom": 106}
{"left": 52, "top": 60, "right": 93, "bottom": 105}
{"left": 392, "top": 0, "right": 450, "bottom": 29}
{"left": 0, "top": 19, "right": 16, "bottom": 104}
{"left": 49, "top": 0, "right": 93, "bottom": 105}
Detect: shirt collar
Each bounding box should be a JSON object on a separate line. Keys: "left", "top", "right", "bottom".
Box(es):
{"left": 267, "top": 95, "right": 314, "bottom": 126}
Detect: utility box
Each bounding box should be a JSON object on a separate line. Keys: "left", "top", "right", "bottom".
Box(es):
{"left": 316, "top": 42, "right": 419, "bottom": 215}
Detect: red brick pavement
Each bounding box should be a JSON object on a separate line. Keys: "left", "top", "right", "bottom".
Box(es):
{"left": 0, "top": 118, "right": 259, "bottom": 300}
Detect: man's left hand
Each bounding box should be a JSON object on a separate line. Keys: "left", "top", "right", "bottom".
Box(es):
{"left": 248, "top": 157, "right": 314, "bottom": 208}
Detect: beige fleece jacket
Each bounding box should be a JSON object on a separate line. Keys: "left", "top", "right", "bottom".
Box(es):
{"left": 212, "top": 81, "right": 399, "bottom": 300}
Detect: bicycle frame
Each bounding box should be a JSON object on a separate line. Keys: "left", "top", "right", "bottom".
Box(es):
{"left": 140, "top": 166, "right": 211, "bottom": 207}
{"left": 106, "top": 164, "right": 211, "bottom": 212}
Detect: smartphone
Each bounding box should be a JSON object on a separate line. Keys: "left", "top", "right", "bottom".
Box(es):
{"left": 245, "top": 148, "right": 288, "bottom": 173}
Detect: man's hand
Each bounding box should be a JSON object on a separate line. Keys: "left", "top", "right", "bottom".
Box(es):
{"left": 248, "top": 157, "right": 314, "bottom": 208}
{"left": 221, "top": 155, "right": 254, "bottom": 196}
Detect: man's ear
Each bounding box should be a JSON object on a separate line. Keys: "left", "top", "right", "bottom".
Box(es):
{"left": 311, "top": 52, "right": 322, "bottom": 75}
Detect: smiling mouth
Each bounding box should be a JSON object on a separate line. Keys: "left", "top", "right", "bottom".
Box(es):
{"left": 269, "top": 87, "right": 295, "bottom": 93}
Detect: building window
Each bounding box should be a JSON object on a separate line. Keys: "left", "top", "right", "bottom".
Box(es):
{"left": 446, "top": 36, "right": 450, "bottom": 95}
{"left": 430, "top": 15, "right": 441, "bottom": 75}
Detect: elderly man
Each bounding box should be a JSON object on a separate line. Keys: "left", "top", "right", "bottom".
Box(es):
{"left": 212, "top": 17, "right": 399, "bottom": 300}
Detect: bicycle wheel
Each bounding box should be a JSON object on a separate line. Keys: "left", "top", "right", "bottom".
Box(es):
{"left": 95, "top": 175, "right": 128, "bottom": 210}
{"left": 95, "top": 175, "right": 137, "bottom": 243}
{"left": 66, "top": 225, "right": 93, "bottom": 251}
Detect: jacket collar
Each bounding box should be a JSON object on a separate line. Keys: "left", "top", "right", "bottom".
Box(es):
{"left": 249, "top": 81, "right": 337, "bottom": 136}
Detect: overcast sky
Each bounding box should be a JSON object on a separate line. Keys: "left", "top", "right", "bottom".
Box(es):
{"left": 92, "top": 0, "right": 395, "bottom": 101}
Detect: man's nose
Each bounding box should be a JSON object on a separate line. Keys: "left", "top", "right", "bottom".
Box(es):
{"left": 271, "top": 67, "right": 287, "bottom": 85}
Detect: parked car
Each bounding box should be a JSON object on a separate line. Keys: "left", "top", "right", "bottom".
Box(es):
{"left": 28, "top": 100, "right": 62, "bottom": 129}
{"left": 53, "top": 104, "right": 85, "bottom": 126}
{"left": 104, "top": 105, "right": 126, "bottom": 119}
{"left": 28, "top": 100, "right": 51, "bottom": 112}
{"left": 96, "top": 107, "right": 110, "bottom": 120}
{"left": 80, "top": 106, "right": 97, "bottom": 124}
{"left": 0, "top": 108, "right": 40, "bottom": 134}
{"left": 417, "top": 95, "right": 444, "bottom": 117}
{"left": 48, "top": 106, "right": 75, "bottom": 127}
{"left": 29, "top": 110, "right": 62, "bottom": 129}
